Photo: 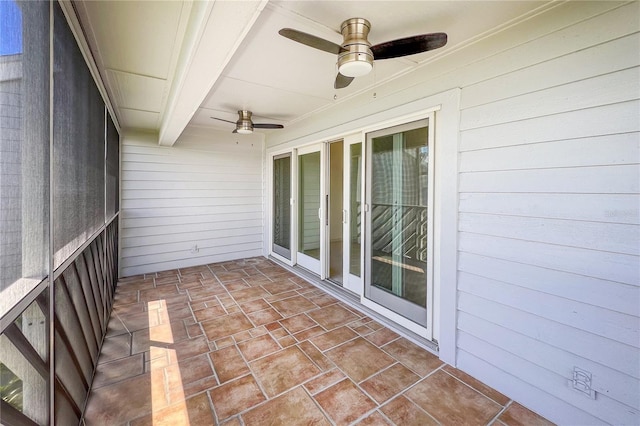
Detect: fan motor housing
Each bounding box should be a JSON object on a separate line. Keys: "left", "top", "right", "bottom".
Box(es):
{"left": 236, "top": 110, "right": 253, "bottom": 134}
{"left": 338, "top": 18, "right": 374, "bottom": 77}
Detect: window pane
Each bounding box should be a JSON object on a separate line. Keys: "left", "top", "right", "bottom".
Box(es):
{"left": 349, "top": 143, "right": 361, "bottom": 277}
{"left": 0, "top": 0, "right": 50, "bottom": 317}
{"left": 298, "top": 151, "right": 321, "bottom": 260}
{"left": 273, "top": 154, "right": 291, "bottom": 258}
{"left": 53, "top": 3, "right": 105, "bottom": 268}
{"left": 370, "top": 125, "right": 429, "bottom": 308}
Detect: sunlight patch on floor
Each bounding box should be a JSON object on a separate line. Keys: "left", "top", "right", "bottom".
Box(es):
{"left": 148, "top": 300, "right": 189, "bottom": 425}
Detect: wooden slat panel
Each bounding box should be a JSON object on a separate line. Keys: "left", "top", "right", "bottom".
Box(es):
{"left": 54, "top": 275, "right": 94, "bottom": 384}
{"left": 63, "top": 266, "right": 99, "bottom": 364}
{"left": 82, "top": 248, "right": 104, "bottom": 331}
{"left": 0, "top": 399, "right": 39, "bottom": 426}
{"left": 4, "top": 324, "right": 48, "bottom": 379}
{"left": 75, "top": 256, "right": 102, "bottom": 350}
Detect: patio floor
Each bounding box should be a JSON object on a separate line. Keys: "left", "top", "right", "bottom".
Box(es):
{"left": 83, "top": 257, "right": 553, "bottom": 425}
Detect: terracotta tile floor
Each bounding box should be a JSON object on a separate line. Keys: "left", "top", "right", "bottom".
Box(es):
{"left": 84, "top": 257, "right": 554, "bottom": 426}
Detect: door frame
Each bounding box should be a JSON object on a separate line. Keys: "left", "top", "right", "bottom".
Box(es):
{"left": 363, "top": 116, "right": 435, "bottom": 338}
{"left": 271, "top": 152, "right": 293, "bottom": 261}
{"left": 296, "top": 143, "right": 325, "bottom": 278}
{"left": 342, "top": 134, "right": 364, "bottom": 295}
{"left": 268, "top": 149, "right": 296, "bottom": 266}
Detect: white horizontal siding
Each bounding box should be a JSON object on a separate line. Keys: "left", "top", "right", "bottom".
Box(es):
{"left": 120, "top": 130, "right": 264, "bottom": 276}
{"left": 459, "top": 212, "right": 639, "bottom": 255}
{"left": 0, "top": 80, "right": 22, "bottom": 285}
{"left": 457, "top": 331, "right": 638, "bottom": 425}
{"left": 460, "top": 193, "right": 639, "bottom": 224}
{"left": 260, "top": 2, "right": 638, "bottom": 423}
{"left": 456, "top": 2, "right": 640, "bottom": 424}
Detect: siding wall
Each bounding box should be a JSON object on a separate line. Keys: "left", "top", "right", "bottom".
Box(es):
{"left": 120, "top": 127, "right": 264, "bottom": 277}
{"left": 456, "top": 4, "right": 639, "bottom": 425}
{"left": 0, "top": 58, "right": 23, "bottom": 286}
{"left": 265, "top": 2, "right": 639, "bottom": 424}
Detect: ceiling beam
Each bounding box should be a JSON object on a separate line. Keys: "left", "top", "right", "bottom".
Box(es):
{"left": 158, "top": 0, "right": 269, "bottom": 146}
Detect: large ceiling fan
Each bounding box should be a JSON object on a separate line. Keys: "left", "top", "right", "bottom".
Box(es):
{"left": 279, "top": 18, "right": 447, "bottom": 89}
{"left": 211, "top": 110, "right": 284, "bottom": 134}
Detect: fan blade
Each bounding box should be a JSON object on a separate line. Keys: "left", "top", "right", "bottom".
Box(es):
{"left": 211, "top": 116, "right": 237, "bottom": 125}
{"left": 279, "top": 28, "right": 344, "bottom": 55}
{"left": 334, "top": 73, "right": 354, "bottom": 89}
{"left": 253, "top": 123, "right": 284, "bottom": 129}
{"left": 371, "top": 32, "right": 447, "bottom": 60}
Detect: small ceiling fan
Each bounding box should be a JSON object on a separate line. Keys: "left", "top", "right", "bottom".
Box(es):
{"left": 279, "top": 18, "right": 447, "bottom": 89}
{"left": 211, "top": 110, "right": 284, "bottom": 134}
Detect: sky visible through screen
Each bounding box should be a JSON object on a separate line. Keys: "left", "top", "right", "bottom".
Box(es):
{"left": 0, "top": 0, "right": 22, "bottom": 56}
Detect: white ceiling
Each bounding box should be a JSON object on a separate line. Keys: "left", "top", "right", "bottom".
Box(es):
{"left": 74, "top": 0, "right": 550, "bottom": 145}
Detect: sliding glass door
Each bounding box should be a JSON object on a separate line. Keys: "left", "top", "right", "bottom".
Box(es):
{"left": 327, "top": 140, "right": 344, "bottom": 285}
{"left": 296, "top": 145, "right": 323, "bottom": 275}
{"left": 272, "top": 153, "right": 292, "bottom": 259}
{"left": 365, "top": 119, "right": 433, "bottom": 329}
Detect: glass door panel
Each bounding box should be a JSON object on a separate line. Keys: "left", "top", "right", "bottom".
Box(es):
{"left": 349, "top": 143, "right": 362, "bottom": 278}
{"left": 272, "top": 154, "right": 291, "bottom": 259}
{"left": 297, "top": 147, "right": 322, "bottom": 274}
{"left": 365, "top": 119, "right": 432, "bottom": 327}
{"left": 328, "top": 141, "right": 344, "bottom": 285}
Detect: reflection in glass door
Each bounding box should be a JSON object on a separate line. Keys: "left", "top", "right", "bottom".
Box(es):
{"left": 365, "top": 119, "right": 433, "bottom": 328}
{"left": 272, "top": 154, "right": 291, "bottom": 259}
{"left": 297, "top": 147, "right": 322, "bottom": 274}
{"left": 328, "top": 141, "right": 344, "bottom": 285}
{"left": 348, "top": 142, "right": 362, "bottom": 280}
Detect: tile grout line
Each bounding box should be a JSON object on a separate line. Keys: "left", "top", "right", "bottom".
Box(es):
{"left": 487, "top": 400, "right": 514, "bottom": 426}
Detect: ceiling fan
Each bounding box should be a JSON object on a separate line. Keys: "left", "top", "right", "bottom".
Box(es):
{"left": 279, "top": 18, "right": 447, "bottom": 89}
{"left": 211, "top": 110, "right": 284, "bottom": 134}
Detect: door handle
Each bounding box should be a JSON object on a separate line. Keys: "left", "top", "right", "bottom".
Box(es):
{"left": 326, "top": 195, "right": 329, "bottom": 226}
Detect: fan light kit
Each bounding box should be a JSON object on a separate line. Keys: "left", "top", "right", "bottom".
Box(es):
{"left": 337, "top": 18, "right": 373, "bottom": 77}
{"left": 211, "top": 110, "right": 284, "bottom": 134}
{"left": 279, "top": 17, "right": 447, "bottom": 89}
